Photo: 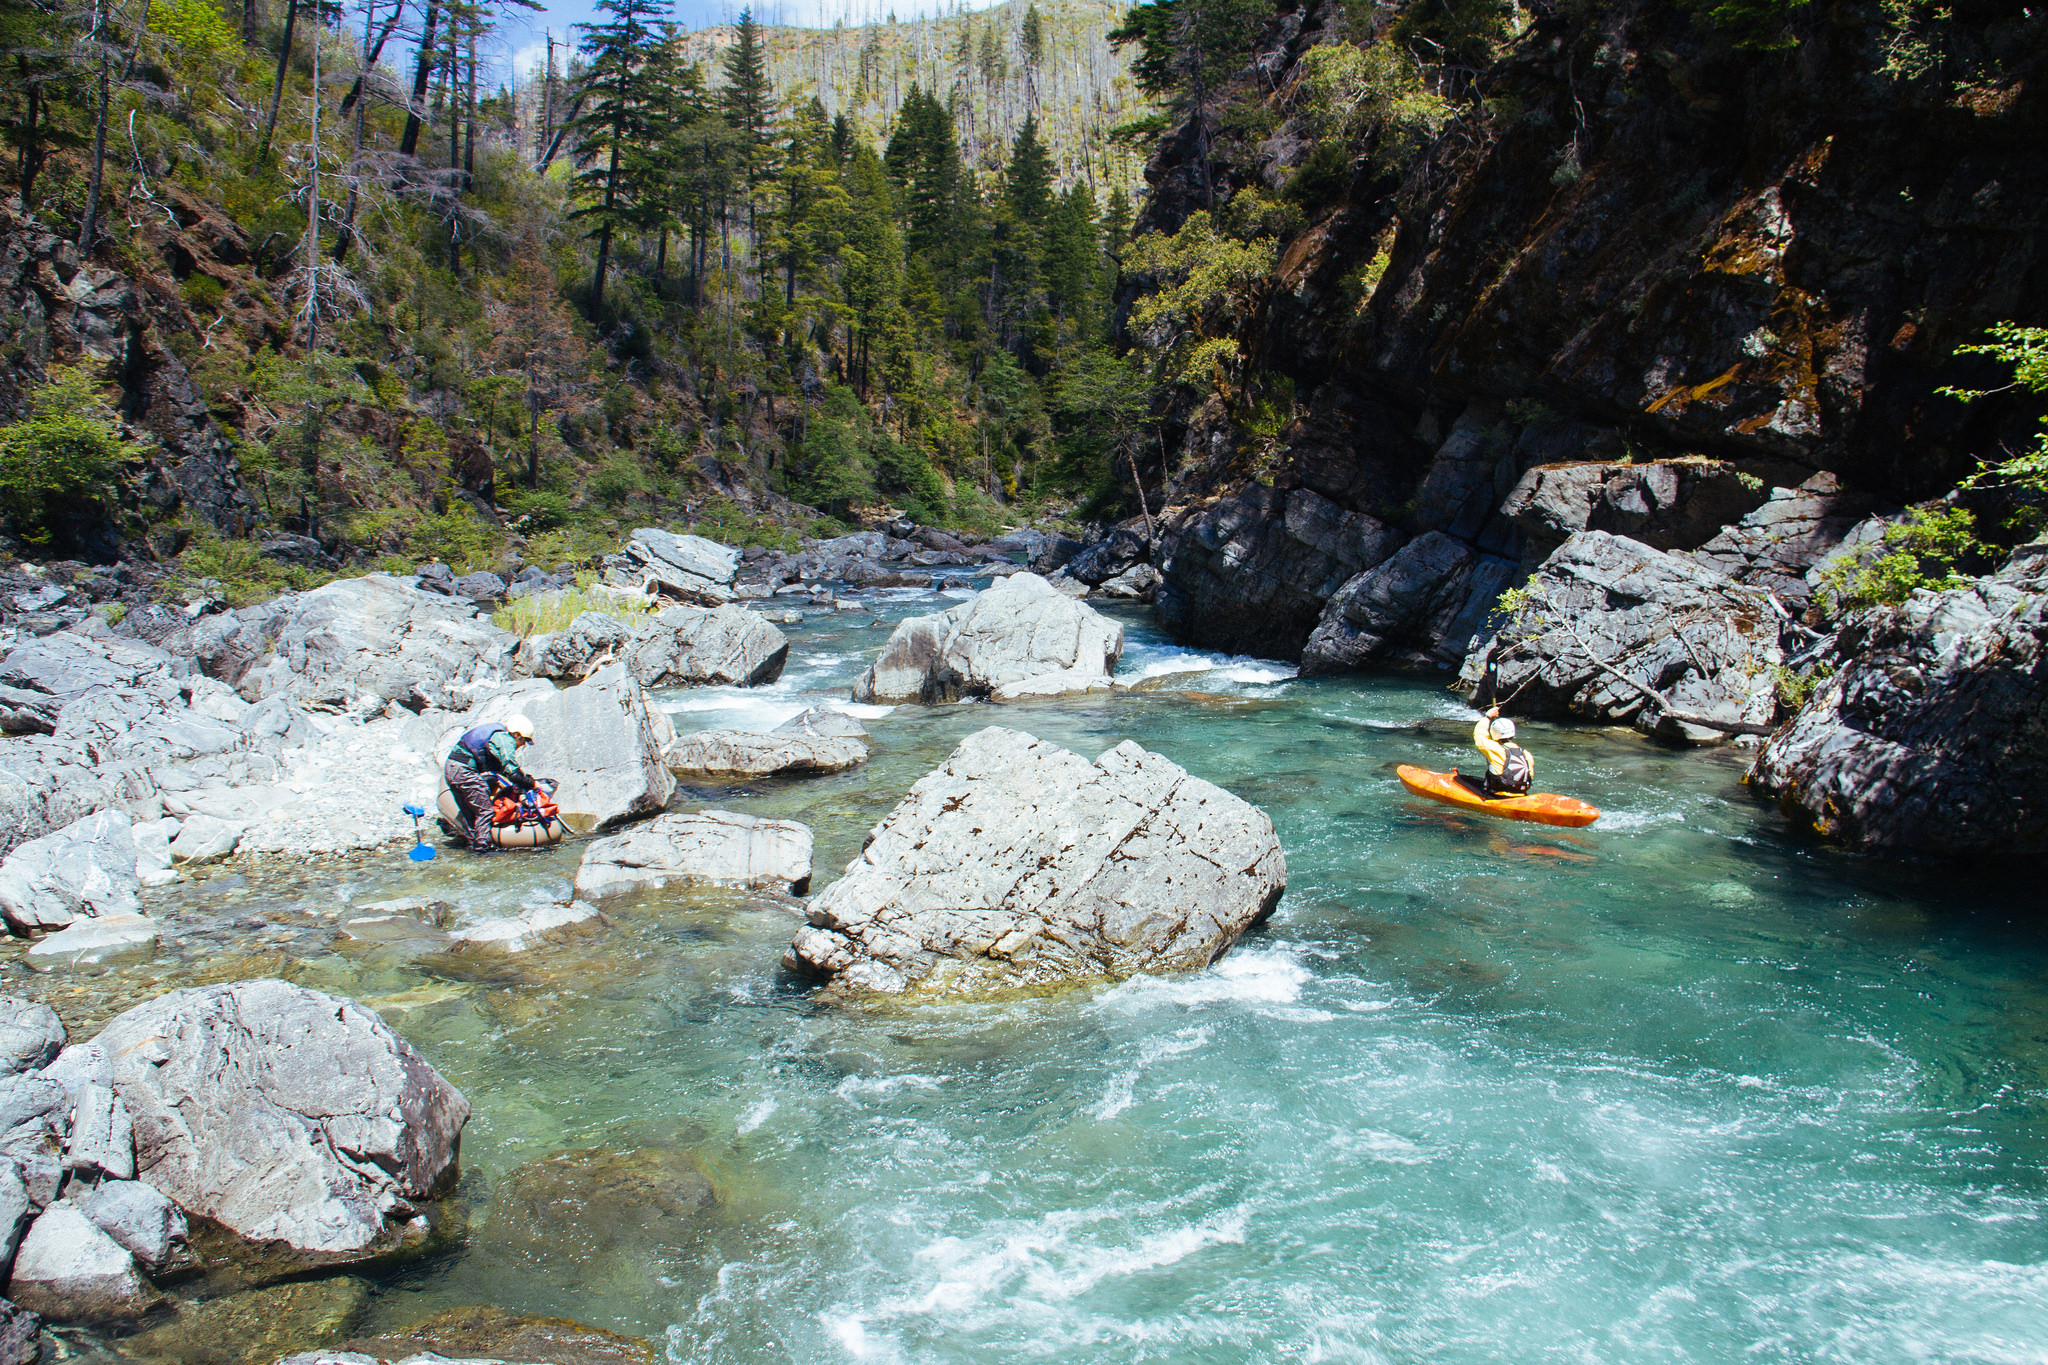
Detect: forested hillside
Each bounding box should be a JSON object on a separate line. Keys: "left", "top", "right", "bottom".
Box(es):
{"left": 0, "top": 0, "right": 1155, "bottom": 591}
{"left": 676, "top": 0, "right": 1149, "bottom": 193}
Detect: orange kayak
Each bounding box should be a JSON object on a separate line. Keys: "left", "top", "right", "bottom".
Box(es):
{"left": 1397, "top": 765, "right": 1601, "bottom": 828}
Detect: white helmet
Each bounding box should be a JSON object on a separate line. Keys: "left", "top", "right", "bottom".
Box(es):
{"left": 504, "top": 713, "right": 536, "bottom": 741}
{"left": 1492, "top": 717, "right": 1516, "bottom": 741}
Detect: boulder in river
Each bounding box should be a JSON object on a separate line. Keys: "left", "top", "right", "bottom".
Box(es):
{"left": 786, "top": 726, "right": 1287, "bottom": 998}
{"left": 1301, "top": 531, "right": 1517, "bottom": 673}
{"left": 485, "top": 1148, "right": 717, "bottom": 1266}
{"left": 626, "top": 529, "right": 740, "bottom": 604}
{"left": 0, "top": 809, "right": 140, "bottom": 934}
{"left": 1749, "top": 543, "right": 2048, "bottom": 857}
{"left": 459, "top": 662, "right": 675, "bottom": 832}
{"left": 574, "top": 811, "right": 814, "bottom": 899}
{"left": 665, "top": 708, "right": 869, "bottom": 778}
{"left": 25, "top": 915, "right": 159, "bottom": 970}
{"left": 236, "top": 574, "right": 516, "bottom": 710}
{"left": 94, "top": 980, "right": 469, "bottom": 1261}
{"left": 851, "top": 573, "right": 1124, "bottom": 704}
{"left": 624, "top": 605, "right": 790, "bottom": 688}
{"left": 1458, "top": 531, "right": 1784, "bottom": 743}
{"left": 521, "top": 610, "right": 635, "bottom": 682}
{"left": 449, "top": 901, "right": 606, "bottom": 953}
{"left": 6, "top": 1200, "right": 155, "bottom": 1322}
{"left": 73, "top": 1179, "right": 188, "bottom": 1274}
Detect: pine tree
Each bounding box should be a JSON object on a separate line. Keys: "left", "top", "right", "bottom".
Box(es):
{"left": 721, "top": 7, "right": 774, "bottom": 240}
{"left": 571, "top": 0, "right": 668, "bottom": 316}
{"left": 1005, "top": 114, "right": 1052, "bottom": 227}
{"left": 884, "top": 85, "right": 962, "bottom": 265}
{"left": 1110, "top": 0, "right": 1274, "bottom": 208}
{"left": 841, "top": 142, "right": 902, "bottom": 401}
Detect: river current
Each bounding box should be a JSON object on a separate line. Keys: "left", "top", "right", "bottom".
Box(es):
{"left": 23, "top": 592, "right": 2048, "bottom": 1363}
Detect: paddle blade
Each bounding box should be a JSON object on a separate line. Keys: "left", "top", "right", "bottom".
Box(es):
{"left": 409, "top": 841, "right": 436, "bottom": 862}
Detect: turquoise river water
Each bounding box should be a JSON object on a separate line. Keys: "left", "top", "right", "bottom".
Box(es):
{"left": 21, "top": 590, "right": 2048, "bottom": 1364}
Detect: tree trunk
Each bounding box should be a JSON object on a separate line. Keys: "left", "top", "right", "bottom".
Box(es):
{"left": 398, "top": 0, "right": 441, "bottom": 158}
{"left": 241, "top": 0, "right": 260, "bottom": 44}
{"left": 590, "top": 126, "right": 621, "bottom": 315}
{"left": 303, "top": 20, "right": 320, "bottom": 347}
{"left": 78, "top": 17, "right": 110, "bottom": 252}
{"left": 258, "top": 0, "right": 299, "bottom": 160}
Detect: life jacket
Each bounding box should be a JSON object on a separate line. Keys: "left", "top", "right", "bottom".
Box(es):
{"left": 1496, "top": 742, "right": 1534, "bottom": 794}
{"left": 454, "top": 723, "right": 508, "bottom": 771}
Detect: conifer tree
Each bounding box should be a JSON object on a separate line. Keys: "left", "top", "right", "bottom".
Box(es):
{"left": 1005, "top": 114, "right": 1052, "bottom": 227}
{"left": 571, "top": 0, "right": 668, "bottom": 316}
{"left": 722, "top": 6, "right": 773, "bottom": 238}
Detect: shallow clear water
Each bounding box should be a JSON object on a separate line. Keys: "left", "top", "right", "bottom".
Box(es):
{"left": 25, "top": 595, "right": 2048, "bottom": 1363}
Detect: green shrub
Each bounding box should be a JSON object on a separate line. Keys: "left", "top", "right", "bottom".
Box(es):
{"left": 404, "top": 501, "right": 504, "bottom": 574}
{"left": 0, "top": 366, "right": 130, "bottom": 544}
{"left": 587, "top": 456, "right": 649, "bottom": 508}
{"left": 180, "top": 275, "right": 226, "bottom": 314}
{"left": 1814, "top": 506, "right": 1981, "bottom": 615}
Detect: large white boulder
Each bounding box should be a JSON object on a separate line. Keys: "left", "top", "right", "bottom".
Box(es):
{"left": 574, "top": 811, "right": 814, "bottom": 899}
{"left": 94, "top": 980, "right": 469, "bottom": 1258}
{"left": 624, "top": 605, "right": 790, "bottom": 689}
{"left": 626, "top": 528, "right": 740, "bottom": 602}
{"left": 238, "top": 574, "right": 517, "bottom": 709}
{"left": 456, "top": 663, "right": 675, "bottom": 832}
{"left": 0, "top": 810, "right": 140, "bottom": 934}
{"left": 851, "top": 572, "right": 1124, "bottom": 703}
{"left": 787, "top": 726, "right": 1287, "bottom": 998}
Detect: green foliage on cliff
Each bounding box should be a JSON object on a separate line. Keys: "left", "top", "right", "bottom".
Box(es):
{"left": 1814, "top": 506, "right": 1981, "bottom": 615}
{"left": 1943, "top": 324, "right": 2048, "bottom": 531}
{"left": 0, "top": 368, "right": 131, "bottom": 545}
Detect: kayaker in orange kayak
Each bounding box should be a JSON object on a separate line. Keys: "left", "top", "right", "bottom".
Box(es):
{"left": 1464, "top": 706, "right": 1534, "bottom": 799}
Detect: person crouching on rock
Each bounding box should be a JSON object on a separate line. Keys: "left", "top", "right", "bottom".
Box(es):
{"left": 1469, "top": 706, "right": 1534, "bottom": 799}
{"left": 446, "top": 713, "right": 538, "bottom": 853}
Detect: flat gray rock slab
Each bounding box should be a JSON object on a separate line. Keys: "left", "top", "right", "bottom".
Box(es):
{"left": 94, "top": 980, "right": 469, "bottom": 1257}
{"left": 25, "top": 915, "right": 159, "bottom": 971}
{"left": 786, "top": 726, "right": 1287, "bottom": 999}
{"left": 575, "top": 812, "right": 814, "bottom": 899}
{"left": 851, "top": 573, "right": 1124, "bottom": 703}
{"left": 6, "top": 1200, "right": 154, "bottom": 1322}
{"left": 624, "top": 605, "right": 789, "bottom": 689}
{"left": 665, "top": 727, "right": 868, "bottom": 777}
{"left": 0, "top": 810, "right": 140, "bottom": 933}
{"left": 0, "top": 1002, "right": 63, "bottom": 1075}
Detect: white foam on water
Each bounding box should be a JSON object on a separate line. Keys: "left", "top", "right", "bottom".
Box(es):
{"left": 844, "top": 1199, "right": 1253, "bottom": 1340}
{"left": 940, "top": 587, "right": 978, "bottom": 599}
{"left": 736, "top": 1096, "right": 778, "bottom": 1134}
{"left": 1099, "top": 948, "right": 1312, "bottom": 1012}
{"left": 1598, "top": 809, "right": 1690, "bottom": 832}
{"left": 834, "top": 701, "right": 896, "bottom": 719}
{"left": 836, "top": 1073, "right": 944, "bottom": 1101}
{"left": 1092, "top": 1026, "right": 1212, "bottom": 1120}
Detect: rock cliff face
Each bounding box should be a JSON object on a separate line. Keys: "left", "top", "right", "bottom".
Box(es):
{"left": 0, "top": 193, "right": 258, "bottom": 554}
{"left": 1144, "top": 0, "right": 2047, "bottom": 667}
{"left": 1749, "top": 543, "right": 2048, "bottom": 857}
